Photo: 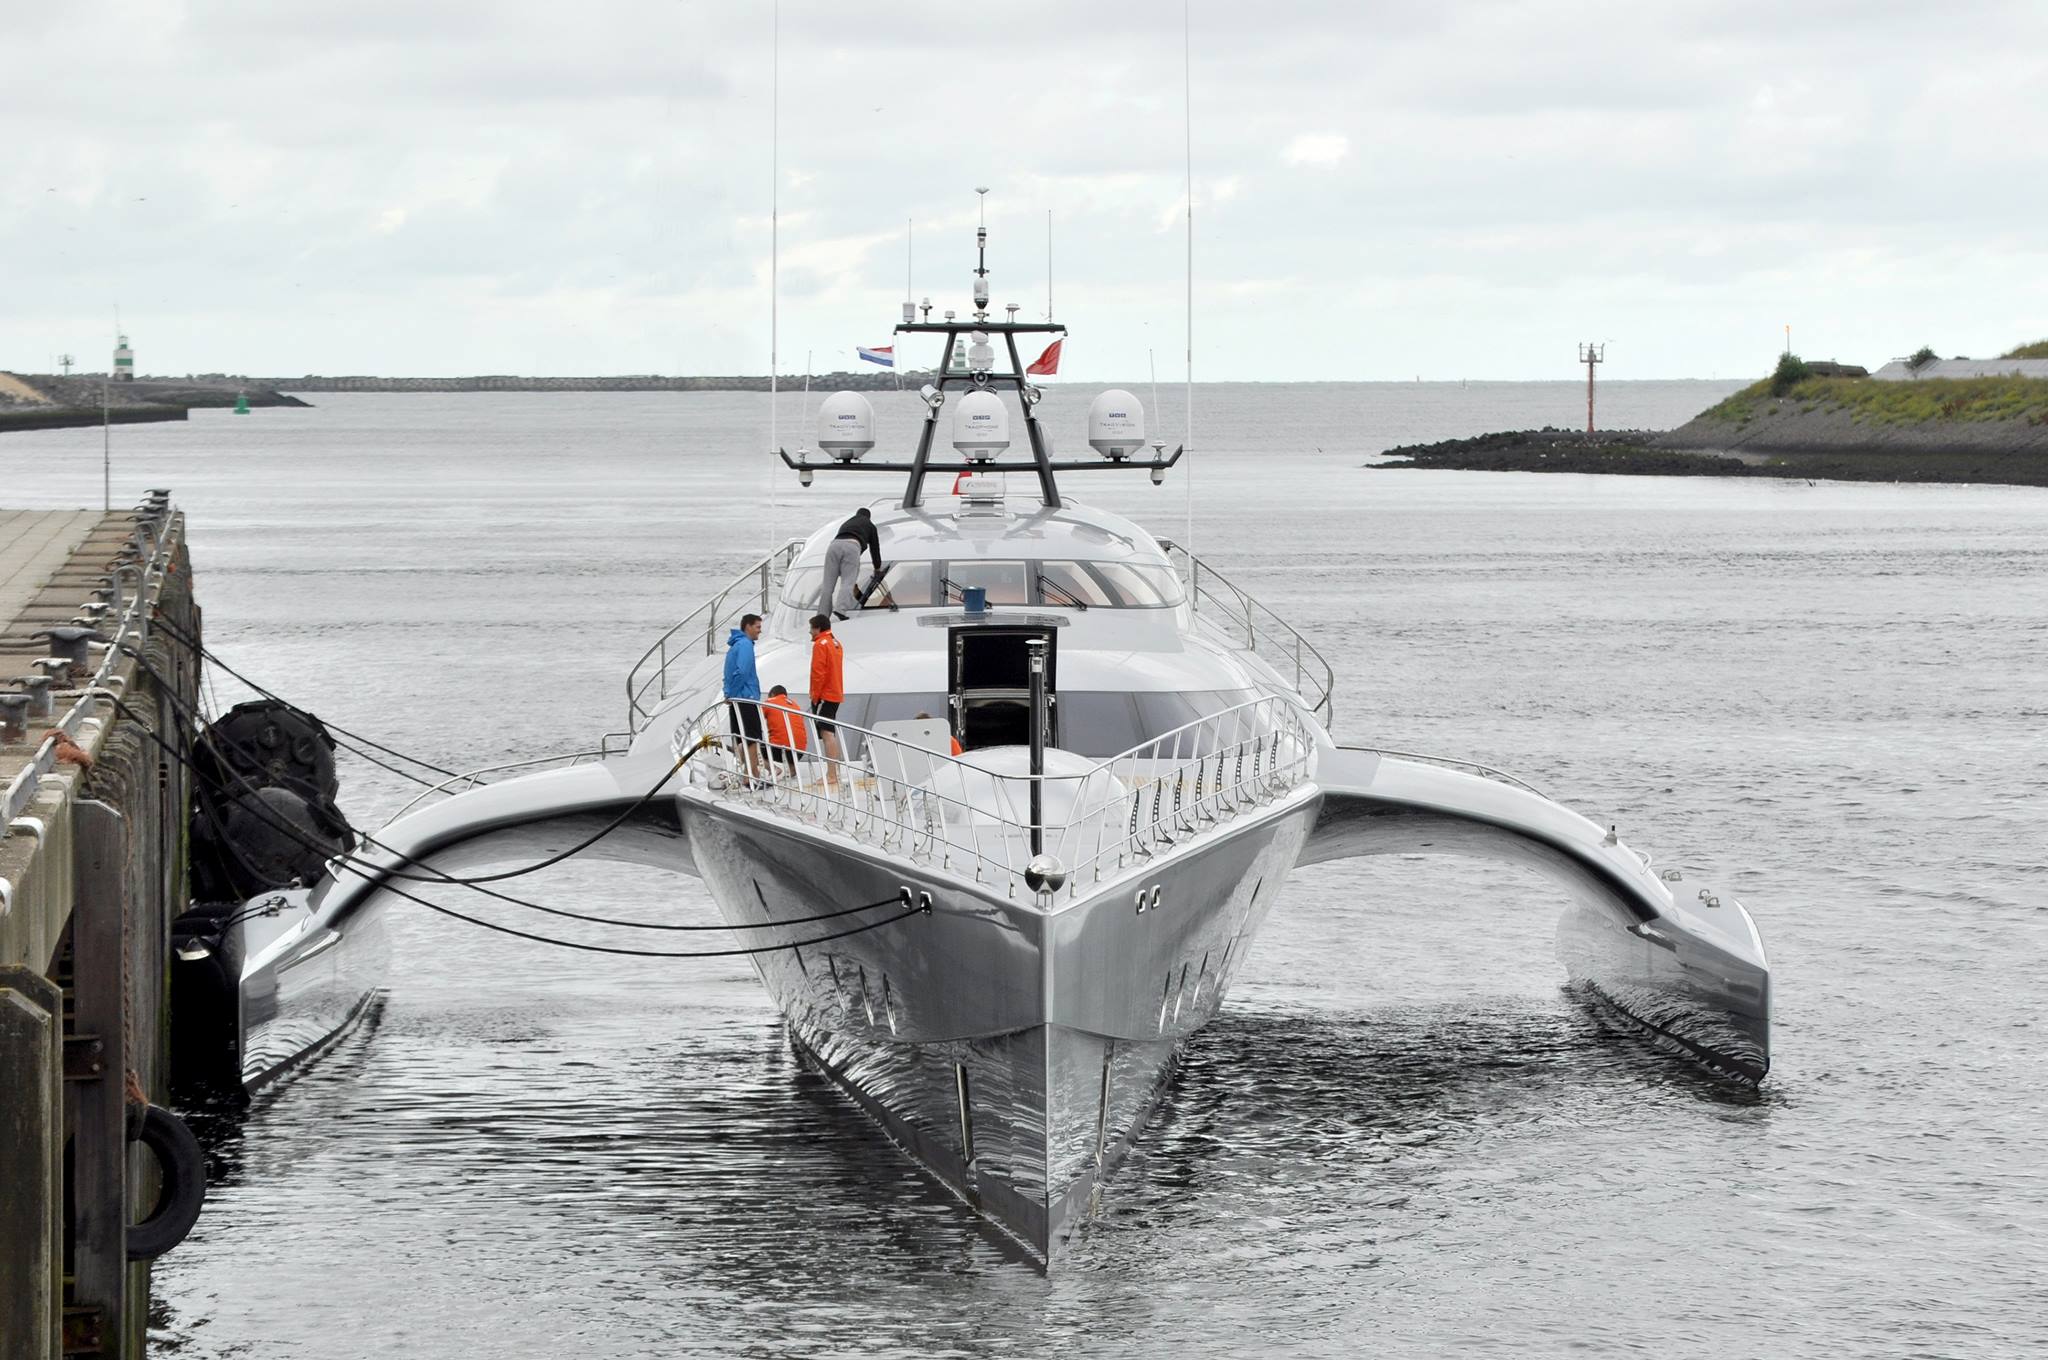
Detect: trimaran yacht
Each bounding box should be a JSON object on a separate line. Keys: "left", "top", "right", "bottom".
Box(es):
{"left": 230, "top": 222, "right": 1771, "bottom": 1267}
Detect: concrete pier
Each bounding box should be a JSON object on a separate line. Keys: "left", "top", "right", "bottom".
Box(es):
{"left": 1, "top": 497, "right": 199, "bottom": 1360}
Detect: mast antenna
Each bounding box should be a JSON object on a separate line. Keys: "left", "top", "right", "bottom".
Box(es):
{"left": 767, "top": 0, "right": 781, "bottom": 553}
{"left": 1182, "top": 0, "right": 1195, "bottom": 554}
{"left": 1046, "top": 209, "right": 1053, "bottom": 321}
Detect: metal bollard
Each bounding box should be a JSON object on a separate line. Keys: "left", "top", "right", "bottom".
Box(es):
{"left": 32, "top": 657, "right": 73, "bottom": 687}
{"left": 16, "top": 676, "right": 54, "bottom": 720}
{"left": 31, "top": 627, "right": 104, "bottom": 672}
{"left": 0, "top": 694, "right": 32, "bottom": 744}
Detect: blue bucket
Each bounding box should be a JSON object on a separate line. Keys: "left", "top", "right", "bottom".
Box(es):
{"left": 963, "top": 585, "right": 987, "bottom": 615}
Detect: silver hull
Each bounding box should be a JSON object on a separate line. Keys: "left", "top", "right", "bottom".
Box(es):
{"left": 686, "top": 784, "right": 1321, "bottom": 1262}
{"left": 239, "top": 895, "right": 391, "bottom": 1092}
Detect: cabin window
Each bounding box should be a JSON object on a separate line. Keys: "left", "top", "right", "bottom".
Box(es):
{"left": 944, "top": 560, "right": 1033, "bottom": 605}
{"left": 1087, "top": 562, "right": 1183, "bottom": 608}
{"left": 1035, "top": 560, "right": 1118, "bottom": 608}
{"left": 780, "top": 565, "right": 824, "bottom": 609}
{"left": 861, "top": 560, "right": 936, "bottom": 610}
{"left": 811, "top": 557, "right": 1186, "bottom": 611}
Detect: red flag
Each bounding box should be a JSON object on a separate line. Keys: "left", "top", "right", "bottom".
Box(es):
{"left": 1026, "top": 339, "right": 1062, "bottom": 376}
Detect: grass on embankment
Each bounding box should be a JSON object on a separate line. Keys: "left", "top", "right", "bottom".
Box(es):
{"left": 1702, "top": 374, "right": 2048, "bottom": 429}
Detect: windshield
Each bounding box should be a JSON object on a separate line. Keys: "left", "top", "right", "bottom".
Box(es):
{"left": 841, "top": 558, "right": 1182, "bottom": 609}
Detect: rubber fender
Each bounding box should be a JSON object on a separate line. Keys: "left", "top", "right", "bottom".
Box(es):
{"left": 126, "top": 1104, "right": 207, "bottom": 1260}
{"left": 193, "top": 785, "right": 350, "bottom": 899}
{"left": 199, "top": 699, "right": 340, "bottom": 804}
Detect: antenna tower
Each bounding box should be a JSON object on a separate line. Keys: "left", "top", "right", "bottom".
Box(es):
{"left": 1578, "top": 342, "right": 1605, "bottom": 434}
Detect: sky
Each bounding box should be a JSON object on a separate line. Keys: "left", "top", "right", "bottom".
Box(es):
{"left": 4, "top": 0, "right": 2046, "bottom": 383}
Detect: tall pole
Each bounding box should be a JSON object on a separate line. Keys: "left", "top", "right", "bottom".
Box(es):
{"left": 1578, "top": 342, "right": 1605, "bottom": 434}
{"left": 1183, "top": 0, "right": 1195, "bottom": 556}
{"left": 767, "top": 0, "right": 779, "bottom": 555}
{"left": 1026, "top": 637, "right": 1047, "bottom": 855}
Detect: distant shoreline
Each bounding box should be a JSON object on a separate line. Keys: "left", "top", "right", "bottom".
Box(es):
{"left": 1375, "top": 427, "right": 2048, "bottom": 488}
{"left": 258, "top": 373, "right": 925, "bottom": 394}
{"left": 0, "top": 373, "right": 310, "bottom": 436}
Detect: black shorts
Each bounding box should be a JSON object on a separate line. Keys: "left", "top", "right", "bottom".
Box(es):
{"left": 728, "top": 701, "right": 764, "bottom": 744}
{"left": 810, "top": 698, "right": 841, "bottom": 735}
{"left": 769, "top": 745, "right": 798, "bottom": 771}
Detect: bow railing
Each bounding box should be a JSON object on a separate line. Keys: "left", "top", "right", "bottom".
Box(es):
{"left": 1158, "top": 539, "right": 1334, "bottom": 725}
{"left": 676, "top": 694, "right": 1317, "bottom": 902}
{"left": 625, "top": 540, "right": 802, "bottom": 735}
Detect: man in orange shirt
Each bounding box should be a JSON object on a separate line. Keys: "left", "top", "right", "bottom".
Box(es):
{"left": 808, "top": 613, "right": 846, "bottom": 775}
{"left": 762, "top": 685, "right": 808, "bottom": 776}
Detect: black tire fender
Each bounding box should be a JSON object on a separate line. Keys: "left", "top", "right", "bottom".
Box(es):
{"left": 126, "top": 1103, "right": 207, "bottom": 1261}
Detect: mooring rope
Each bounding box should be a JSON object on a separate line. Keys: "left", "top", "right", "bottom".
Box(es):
{"left": 111, "top": 689, "right": 925, "bottom": 948}
{"left": 122, "top": 643, "right": 707, "bottom": 892}
{"left": 151, "top": 614, "right": 464, "bottom": 784}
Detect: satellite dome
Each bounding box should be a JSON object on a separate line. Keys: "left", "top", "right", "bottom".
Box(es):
{"left": 1087, "top": 389, "right": 1145, "bottom": 460}
{"left": 817, "top": 391, "right": 875, "bottom": 461}
{"left": 951, "top": 390, "right": 1010, "bottom": 460}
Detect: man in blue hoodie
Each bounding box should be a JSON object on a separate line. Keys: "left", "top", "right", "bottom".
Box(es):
{"left": 724, "top": 613, "right": 766, "bottom": 777}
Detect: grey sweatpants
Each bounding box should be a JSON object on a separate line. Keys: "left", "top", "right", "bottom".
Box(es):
{"left": 818, "top": 537, "right": 862, "bottom": 614}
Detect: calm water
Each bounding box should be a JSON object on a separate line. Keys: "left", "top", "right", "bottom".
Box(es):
{"left": 3, "top": 381, "right": 2044, "bottom": 1357}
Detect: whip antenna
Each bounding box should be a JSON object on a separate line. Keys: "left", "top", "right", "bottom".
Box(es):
{"left": 1182, "top": 0, "right": 1195, "bottom": 554}
{"left": 767, "top": 0, "right": 781, "bottom": 554}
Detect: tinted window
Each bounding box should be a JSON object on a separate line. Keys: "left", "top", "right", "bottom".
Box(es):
{"left": 862, "top": 560, "right": 935, "bottom": 609}
{"left": 1054, "top": 692, "right": 1141, "bottom": 756}
{"left": 1037, "top": 561, "right": 1117, "bottom": 608}
{"left": 1090, "top": 562, "right": 1184, "bottom": 607}
{"left": 946, "top": 559, "right": 1032, "bottom": 605}
{"left": 781, "top": 564, "right": 824, "bottom": 608}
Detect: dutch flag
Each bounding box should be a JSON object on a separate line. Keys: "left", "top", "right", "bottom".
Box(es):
{"left": 857, "top": 345, "right": 894, "bottom": 368}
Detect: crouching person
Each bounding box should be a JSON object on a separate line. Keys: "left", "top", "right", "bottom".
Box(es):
{"left": 764, "top": 684, "right": 808, "bottom": 778}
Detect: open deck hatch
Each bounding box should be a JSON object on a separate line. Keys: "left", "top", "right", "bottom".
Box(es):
{"left": 948, "top": 624, "right": 1057, "bottom": 751}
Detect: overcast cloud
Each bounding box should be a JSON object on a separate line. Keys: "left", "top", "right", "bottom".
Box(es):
{"left": 5, "top": 0, "right": 2045, "bottom": 381}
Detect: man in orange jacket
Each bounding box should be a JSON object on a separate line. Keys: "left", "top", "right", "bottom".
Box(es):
{"left": 762, "top": 685, "right": 808, "bottom": 776}
{"left": 809, "top": 613, "right": 846, "bottom": 775}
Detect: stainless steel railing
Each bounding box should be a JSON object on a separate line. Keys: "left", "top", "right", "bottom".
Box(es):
{"left": 677, "top": 694, "right": 1318, "bottom": 902}
{"left": 376, "top": 749, "right": 615, "bottom": 826}
{"left": 624, "top": 540, "right": 803, "bottom": 735}
{"left": 1157, "top": 539, "right": 1335, "bottom": 725}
